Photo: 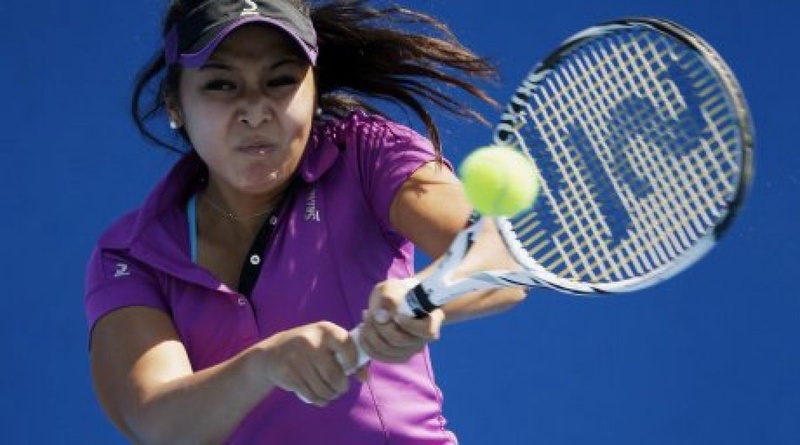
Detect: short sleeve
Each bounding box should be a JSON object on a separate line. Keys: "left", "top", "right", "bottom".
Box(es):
{"left": 84, "top": 247, "right": 168, "bottom": 334}
{"left": 340, "top": 113, "right": 452, "bottom": 229}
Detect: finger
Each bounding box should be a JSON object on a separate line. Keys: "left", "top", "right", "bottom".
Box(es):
{"left": 363, "top": 310, "right": 419, "bottom": 349}
{"left": 288, "top": 325, "right": 347, "bottom": 405}
{"left": 318, "top": 327, "right": 359, "bottom": 391}
{"left": 287, "top": 370, "right": 329, "bottom": 407}
{"left": 359, "top": 319, "right": 421, "bottom": 362}
{"left": 365, "top": 281, "right": 411, "bottom": 325}
{"left": 362, "top": 306, "right": 413, "bottom": 347}
{"left": 294, "top": 355, "right": 350, "bottom": 406}
{"left": 331, "top": 333, "right": 360, "bottom": 375}
{"left": 359, "top": 332, "right": 407, "bottom": 362}
{"left": 366, "top": 283, "right": 392, "bottom": 313}
{"left": 392, "top": 309, "right": 445, "bottom": 341}
{"left": 306, "top": 353, "right": 348, "bottom": 403}
{"left": 377, "top": 319, "right": 419, "bottom": 348}
{"left": 358, "top": 321, "right": 395, "bottom": 361}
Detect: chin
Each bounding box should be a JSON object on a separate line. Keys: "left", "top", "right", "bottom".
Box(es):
{"left": 238, "top": 168, "right": 285, "bottom": 194}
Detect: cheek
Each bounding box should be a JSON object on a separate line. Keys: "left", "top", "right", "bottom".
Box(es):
{"left": 284, "top": 80, "right": 317, "bottom": 145}
{"left": 182, "top": 103, "right": 228, "bottom": 152}
{"left": 177, "top": 79, "right": 227, "bottom": 148}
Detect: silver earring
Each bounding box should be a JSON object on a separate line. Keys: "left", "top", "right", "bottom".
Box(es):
{"left": 315, "top": 107, "right": 323, "bottom": 117}
{"left": 169, "top": 120, "right": 180, "bottom": 130}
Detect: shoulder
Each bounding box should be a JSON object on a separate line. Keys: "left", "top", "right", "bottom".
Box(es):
{"left": 314, "top": 110, "right": 433, "bottom": 153}
{"left": 302, "top": 111, "right": 436, "bottom": 182}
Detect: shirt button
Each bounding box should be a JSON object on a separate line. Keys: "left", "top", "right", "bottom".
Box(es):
{"left": 237, "top": 296, "right": 247, "bottom": 306}
{"left": 250, "top": 254, "right": 261, "bottom": 265}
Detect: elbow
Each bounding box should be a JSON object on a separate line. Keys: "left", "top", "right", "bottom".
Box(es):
{"left": 510, "top": 286, "right": 528, "bottom": 305}
{"left": 123, "top": 407, "right": 215, "bottom": 445}
{"left": 123, "top": 411, "right": 174, "bottom": 445}
{"left": 494, "top": 286, "right": 528, "bottom": 313}
{"left": 481, "top": 286, "right": 528, "bottom": 316}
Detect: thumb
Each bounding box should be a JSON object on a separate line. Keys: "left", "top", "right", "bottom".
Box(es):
{"left": 366, "top": 282, "right": 398, "bottom": 324}
{"left": 373, "top": 308, "right": 390, "bottom": 324}
{"left": 366, "top": 278, "right": 421, "bottom": 323}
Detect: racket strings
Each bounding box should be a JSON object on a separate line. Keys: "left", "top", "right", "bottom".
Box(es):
{"left": 522, "top": 33, "right": 680, "bottom": 279}
{"left": 505, "top": 28, "right": 742, "bottom": 284}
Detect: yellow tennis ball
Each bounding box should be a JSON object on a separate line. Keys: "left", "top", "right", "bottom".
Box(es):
{"left": 459, "top": 145, "right": 540, "bottom": 217}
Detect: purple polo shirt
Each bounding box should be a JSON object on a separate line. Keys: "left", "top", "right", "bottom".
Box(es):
{"left": 84, "top": 111, "right": 458, "bottom": 444}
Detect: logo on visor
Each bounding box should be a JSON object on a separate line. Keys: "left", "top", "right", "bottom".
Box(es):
{"left": 241, "top": 0, "right": 259, "bottom": 16}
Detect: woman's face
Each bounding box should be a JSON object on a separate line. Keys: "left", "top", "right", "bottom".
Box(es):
{"left": 176, "top": 24, "right": 316, "bottom": 196}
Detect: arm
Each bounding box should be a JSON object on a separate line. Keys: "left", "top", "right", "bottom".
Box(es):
{"left": 90, "top": 307, "right": 360, "bottom": 444}
{"left": 358, "top": 161, "right": 527, "bottom": 362}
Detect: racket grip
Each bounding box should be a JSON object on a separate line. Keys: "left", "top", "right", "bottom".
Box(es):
{"left": 350, "top": 325, "right": 371, "bottom": 368}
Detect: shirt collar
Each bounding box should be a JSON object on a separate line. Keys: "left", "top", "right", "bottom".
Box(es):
{"left": 300, "top": 119, "right": 342, "bottom": 182}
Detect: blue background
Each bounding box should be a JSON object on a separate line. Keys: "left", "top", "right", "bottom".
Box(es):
{"left": 3, "top": 0, "right": 798, "bottom": 443}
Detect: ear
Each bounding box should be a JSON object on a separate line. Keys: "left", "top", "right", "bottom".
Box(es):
{"left": 164, "top": 92, "right": 183, "bottom": 128}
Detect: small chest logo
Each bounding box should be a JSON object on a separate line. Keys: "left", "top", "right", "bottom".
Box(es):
{"left": 305, "top": 188, "right": 320, "bottom": 222}
{"left": 241, "top": 0, "right": 259, "bottom": 16}
{"left": 114, "top": 263, "right": 131, "bottom": 278}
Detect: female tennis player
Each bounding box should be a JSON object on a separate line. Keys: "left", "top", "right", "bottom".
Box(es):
{"left": 84, "top": 0, "right": 526, "bottom": 443}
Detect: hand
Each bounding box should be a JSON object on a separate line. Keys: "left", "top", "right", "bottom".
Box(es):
{"left": 258, "top": 321, "right": 362, "bottom": 407}
{"left": 357, "top": 278, "right": 445, "bottom": 363}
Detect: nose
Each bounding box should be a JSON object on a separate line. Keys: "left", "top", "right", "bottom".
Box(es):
{"left": 238, "top": 94, "right": 273, "bottom": 127}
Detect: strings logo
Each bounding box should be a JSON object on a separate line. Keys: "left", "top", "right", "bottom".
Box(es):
{"left": 305, "top": 188, "right": 320, "bottom": 222}
{"left": 241, "top": 0, "right": 259, "bottom": 16}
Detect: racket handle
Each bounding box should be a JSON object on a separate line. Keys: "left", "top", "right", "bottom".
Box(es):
{"left": 350, "top": 325, "right": 371, "bottom": 368}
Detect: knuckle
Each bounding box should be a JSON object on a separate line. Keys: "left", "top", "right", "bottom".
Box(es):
{"left": 317, "top": 321, "right": 335, "bottom": 332}
{"left": 374, "top": 281, "right": 389, "bottom": 293}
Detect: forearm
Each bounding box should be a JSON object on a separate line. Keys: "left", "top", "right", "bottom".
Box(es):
{"left": 123, "top": 346, "right": 273, "bottom": 445}
{"left": 441, "top": 287, "right": 527, "bottom": 323}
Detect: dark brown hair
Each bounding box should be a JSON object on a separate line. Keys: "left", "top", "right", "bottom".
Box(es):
{"left": 131, "top": 0, "right": 499, "bottom": 157}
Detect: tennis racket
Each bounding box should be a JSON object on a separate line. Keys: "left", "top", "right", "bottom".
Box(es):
{"left": 345, "top": 16, "right": 754, "bottom": 368}
{"left": 352, "top": 17, "right": 754, "bottom": 364}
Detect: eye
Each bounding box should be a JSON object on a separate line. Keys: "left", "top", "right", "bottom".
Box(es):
{"left": 267, "top": 75, "right": 300, "bottom": 88}
{"left": 203, "top": 79, "right": 237, "bottom": 91}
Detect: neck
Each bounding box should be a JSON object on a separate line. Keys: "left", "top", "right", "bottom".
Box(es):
{"left": 199, "top": 182, "right": 287, "bottom": 236}
{"left": 202, "top": 193, "right": 273, "bottom": 221}
{"left": 202, "top": 197, "right": 270, "bottom": 239}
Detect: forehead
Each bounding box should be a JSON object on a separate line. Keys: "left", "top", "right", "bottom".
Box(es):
{"left": 211, "top": 24, "right": 304, "bottom": 62}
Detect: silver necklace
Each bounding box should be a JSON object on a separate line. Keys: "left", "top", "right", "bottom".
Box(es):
{"left": 201, "top": 193, "right": 273, "bottom": 222}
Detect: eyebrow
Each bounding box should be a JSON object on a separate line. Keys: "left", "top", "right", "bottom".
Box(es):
{"left": 198, "top": 57, "right": 304, "bottom": 72}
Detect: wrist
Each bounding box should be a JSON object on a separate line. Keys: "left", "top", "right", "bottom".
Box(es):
{"left": 241, "top": 343, "right": 277, "bottom": 390}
